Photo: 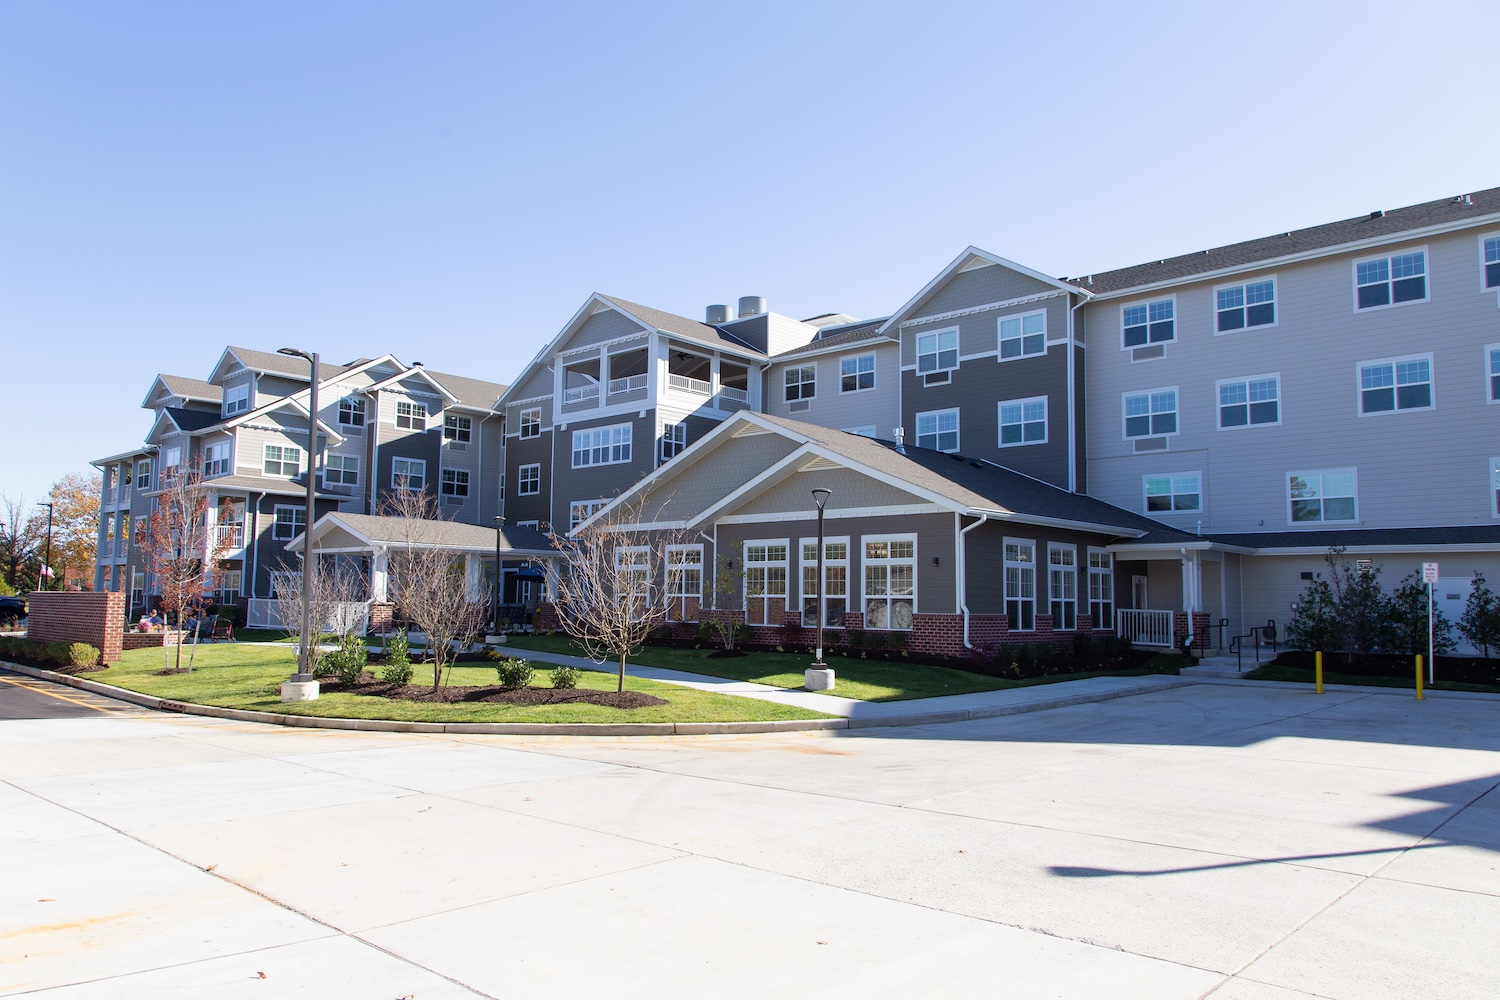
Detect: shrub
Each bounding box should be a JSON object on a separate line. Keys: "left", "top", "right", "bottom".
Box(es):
{"left": 324, "top": 633, "right": 368, "bottom": 685}
{"left": 1385, "top": 571, "right": 1455, "bottom": 657}
{"left": 1458, "top": 572, "right": 1500, "bottom": 658}
{"left": 45, "top": 642, "right": 73, "bottom": 666}
{"left": 66, "top": 642, "right": 100, "bottom": 667}
{"left": 550, "top": 663, "right": 580, "bottom": 689}
{"left": 495, "top": 657, "right": 534, "bottom": 688}
{"left": 380, "top": 629, "right": 413, "bottom": 685}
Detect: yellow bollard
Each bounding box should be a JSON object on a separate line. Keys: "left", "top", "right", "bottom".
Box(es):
{"left": 1416, "top": 655, "right": 1424, "bottom": 701}
{"left": 1315, "top": 650, "right": 1323, "bottom": 694}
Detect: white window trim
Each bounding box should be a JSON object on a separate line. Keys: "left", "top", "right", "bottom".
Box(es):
{"left": 861, "top": 533, "right": 917, "bottom": 630}
{"left": 1142, "top": 471, "right": 1203, "bottom": 515}
{"left": 1356, "top": 353, "right": 1436, "bottom": 417}
{"left": 798, "top": 535, "right": 850, "bottom": 626}
{"left": 1087, "top": 547, "right": 1113, "bottom": 631}
{"left": 440, "top": 468, "right": 470, "bottom": 497}
{"left": 1047, "top": 542, "right": 1077, "bottom": 632}
{"left": 272, "top": 504, "right": 306, "bottom": 541}
{"left": 838, "top": 352, "right": 877, "bottom": 394}
{"left": 915, "top": 326, "right": 961, "bottom": 378}
{"left": 337, "top": 395, "right": 366, "bottom": 427}
{"left": 1003, "top": 536, "right": 1036, "bottom": 632}
{"left": 1121, "top": 386, "right": 1180, "bottom": 441}
{"left": 915, "top": 407, "right": 960, "bottom": 453}
{"left": 784, "top": 364, "right": 817, "bottom": 402}
{"left": 1481, "top": 232, "right": 1500, "bottom": 293}
{"left": 1287, "top": 468, "right": 1359, "bottom": 526}
{"left": 394, "top": 399, "right": 430, "bottom": 430}
{"left": 1486, "top": 344, "right": 1500, "bottom": 405}
{"left": 660, "top": 421, "right": 687, "bottom": 463}
{"left": 519, "top": 407, "right": 542, "bottom": 439}
{"left": 997, "top": 395, "right": 1048, "bottom": 448}
{"left": 843, "top": 425, "right": 877, "bottom": 438}
{"left": 444, "top": 413, "right": 472, "bottom": 442}
{"left": 324, "top": 453, "right": 360, "bottom": 486}
{"left": 1491, "top": 458, "right": 1500, "bottom": 518}
{"left": 665, "top": 543, "right": 705, "bottom": 602}
{"left": 1352, "top": 245, "right": 1430, "bottom": 312}
{"left": 1119, "top": 295, "right": 1177, "bottom": 351}
{"left": 1212, "top": 276, "right": 1279, "bottom": 335}
{"left": 1215, "top": 373, "right": 1282, "bottom": 430}
{"left": 569, "top": 498, "right": 609, "bottom": 530}
{"left": 203, "top": 441, "right": 232, "bottom": 477}
{"left": 517, "top": 463, "right": 541, "bottom": 496}
{"left": 261, "top": 443, "right": 301, "bottom": 478}
{"left": 223, "top": 382, "right": 250, "bottom": 416}
{"left": 743, "top": 538, "right": 790, "bottom": 626}
{"left": 997, "top": 308, "right": 1048, "bottom": 362}
{"left": 391, "top": 457, "right": 427, "bottom": 490}
{"left": 571, "top": 422, "right": 633, "bottom": 468}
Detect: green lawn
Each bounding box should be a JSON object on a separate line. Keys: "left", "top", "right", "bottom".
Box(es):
{"left": 502, "top": 635, "right": 1181, "bottom": 702}
{"left": 1244, "top": 662, "right": 1500, "bottom": 694}
{"left": 92, "top": 644, "right": 830, "bottom": 724}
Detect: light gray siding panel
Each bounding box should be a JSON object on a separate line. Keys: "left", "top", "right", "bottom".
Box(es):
{"left": 566, "top": 308, "right": 648, "bottom": 351}
{"left": 764, "top": 342, "right": 899, "bottom": 435}
{"left": 640, "top": 432, "right": 802, "bottom": 521}
{"left": 478, "top": 414, "right": 505, "bottom": 524}
{"left": 909, "top": 263, "right": 1057, "bottom": 320}
{"left": 733, "top": 466, "right": 925, "bottom": 517}
{"left": 509, "top": 365, "right": 555, "bottom": 405}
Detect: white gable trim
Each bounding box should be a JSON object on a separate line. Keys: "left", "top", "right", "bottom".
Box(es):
{"left": 877, "top": 246, "right": 1088, "bottom": 336}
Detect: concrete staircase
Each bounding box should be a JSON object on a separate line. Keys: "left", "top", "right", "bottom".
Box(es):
{"left": 1179, "top": 654, "right": 1259, "bottom": 679}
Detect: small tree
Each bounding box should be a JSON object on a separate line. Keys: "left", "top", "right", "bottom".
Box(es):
{"left": 269, "top": 556, "right": 370, "bottom": 676}
{"left": 139, "top": 465, "right": 233, "bottom": 671}
{"left": 1285, "top": 548, "right": 1387, "bottom": 663}
{"left": 1457, "top": 571, "right": 1500, "bottom": 658}
{"left": 698, "top": 555, "right": 748, "bottom": 652}
{"left": 1286, "top": 576, "right": 1341, "bottom": 654}
{"left": 1384, "top": 570, "right": 1455, "bottom": 658}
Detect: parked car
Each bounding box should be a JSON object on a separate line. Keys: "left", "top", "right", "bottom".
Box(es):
{"left": 0, "top": 595, "right": 26, "bottom": 627}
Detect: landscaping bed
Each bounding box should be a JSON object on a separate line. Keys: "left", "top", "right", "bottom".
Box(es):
{"left": 1247, "top": 650, "right": 1500, "bottom": 693}
{"left": 318, "top": 673, "right": 666, "bottom": 708}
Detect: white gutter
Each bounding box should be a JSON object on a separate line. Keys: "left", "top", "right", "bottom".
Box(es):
{"left": 957, "top": 513, "right": 989, "bottom": 649}
{"left": 1066, "top": 289, "right": 1093, "bottom": 494}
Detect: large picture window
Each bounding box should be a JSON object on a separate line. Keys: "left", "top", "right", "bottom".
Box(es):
{"left": 666, "top": 545, "right": 703, "bottom": 619}
{"left": 863, "top": 535, "right": 915, "bottom": 630}
{"left": 1288, "top": 469, "right": 1357, "bottom": 524}
{"left": 1048, "top": 543, "right": 1077, "bottom": 631}
{"left": 1088, "top": 548, "right": 1113, "bottom": 630}
{"left": 572, "top": 423, "right": 632, "bottom": 467}
{"left": 800, "top": 537, "right": 848, "bottom": 628}
{"left": 743, "top": 540, "right": 789, "bottom": 626}
{"left": 1004, "top": 538, "right": 1036, "bottom": 631}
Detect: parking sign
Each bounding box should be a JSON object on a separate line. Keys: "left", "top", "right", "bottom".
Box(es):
{"left": 1423, "top": 562, "right": 1439, "bottom": 583}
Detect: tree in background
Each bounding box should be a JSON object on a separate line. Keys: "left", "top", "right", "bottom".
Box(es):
{"left": 46, "top": 472, "right": 101, "bottom": 590}
{"left": 268, "top": 556, "right": 370, "bottom": 676}
{"left": 1384, "top": 570, "right": 1455, "bottom": 658}
{"left": 0, "top": 493, "right": 45, "bottom": 591}
{"left": 138, "top": 464, "right": 233, "bottom": 671}
{"left": 1286, "top": 547, "right": 1390, "bottom": 663}
{"left": 1457, "top": 571, "right": 1500, "bottom": 658}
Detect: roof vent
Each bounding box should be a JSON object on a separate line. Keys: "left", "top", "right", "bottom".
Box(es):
{"left": 1369, "top": 210, "right": 1384, "bottom": 219}
{"left": 705, "top": 304, "right": 733, "bottom": 325}
{"left": 892, "top": 427, "right": 906, "bottom": 455}
{"left": 738, "top": 295, "right": 766, "bottom": 318}
{"left": 412, "top": 361, "right": 424, "bottom": 367}
{"left": 1457, "top": 194, "right": 1473, "bottom": 206}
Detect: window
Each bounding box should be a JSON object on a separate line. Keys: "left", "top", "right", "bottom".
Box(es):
{"left": 999, "top": 310, "right": 1047, "bottom": 360}
{"left": 392, "top": 457, "right": 426, "bottom": 490}
{"left": 338, "top": 396, "right": 366, "bottom": 427}
{"left": 1490, "top": 347, "right": 1500, "bottom": 403}
{"left": 519, "top": 407, "right": 541, "bottom": 439}
{"left": 660, "top": 422, "right": 687, "bottom": 462}
{"left": 1355, "top": 250, "right": 1427, "bottom": 309}
{"left": 1485, "top": 236, "right": 1500, "bottom": 291}
{"left": 324, "top": 454, "right": 359, "bottom": 486}
{"left": 1048, "top": 544, "right": 1077, "bottom": 631}
{"left": 743, "top": 540, "right": 789, "bottom": 626}
{"left": 844, "top": 426, "right": 877, "bottom": 438}
{"left": 785, "top": 365, "right": 816, "bottom": 401}
{"left": 441, "top": 468, "right": 469, "bottom": 498}
{"left": 1144, "top": 473, "right": 1201, "bottom": 513}
{"left": 217, "top": 570, "right": 242, "bottom": 604}
{"left": 444, "top": 414, "right": 471, "bottom": 442}
{"left": 136, "top": 460, "right": 151, "bottom": 492}
{"left": 498, "top": 472, "right": 505, "bottom": 501}
{"left": 571, "top": 423, "right": 632, "bottom": 467}
{"left": 1122, "top": 298, "right": 1175, "bottom": 347}
{"left": 840, "top": 353, "right": 875, "bottom": 393}
{"left": 395, "top": 400, "right": 428, "bottom": 429}
{"left": 1216, "top": 279, "right": 1276, "bottom": 332}
{"left": 130, "top": 571, "right": 145, "bottom": 611}
{"left": 1123, "top": 388, "right": 1178, "bottom": 439}
{"left": 916, "top": 408, "right": 959, "bottom": 452}
{"left": 998, "top": 397, "right": 1047, "bottom": 447}
{"left": 163, "top": 447, "right": 182, "bottom": 473}
{"left": 1359, "top": 355, "right": 1433, "bottom": 414}
{"left": 1218, "top": 375, "right": 1280, "bottom": 428}
{"left": 1004, "top": 538, "right": 1036, "bottom": 631}
{"left": 1088, "top": 549, "right": 1113, "bottom": 630}
{"left": 916, "top": 328, "right": 959, "bottom": 379}
{"left": 569, "top": 499, "right": 609, "bottom": 530}
{"left": 800, "top": 537, "right": 848, "bottom": 628}
{"left": 516, "top": 520, "right": 540, "bottom": 530}
{"left": 262, "top": 444, "right": 301, "bottom": 477}
{"left": 518, "top": 464, "right": 540, "bottom": 496}
{"left": 273, "top": 505, "right": 306, "bottom": 540}
{"left": 863, "top": 536, "right": 915, "bottom": 630}
{"left": 203, "top": 442, "right": 230, "bottom": 477}
{"left": 666, "top": 545, "right": 703, "bottom": 616}
{"left": 614, "top": 546, "right": 651, "bottom": 617}
{"left": 223, "top": 382, "right": 249, "bottom": 416}
{"left": 1289, "top": 469, "right": 1357, "bottom": 524}
{"left": 215, "top": 501, "right": 243, "bottom": 547}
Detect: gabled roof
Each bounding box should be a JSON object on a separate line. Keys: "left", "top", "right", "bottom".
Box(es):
{"left": 153, "top": 407, "right": 223, "bottom": 436}
{"left": 597, "top": 294, "right": 763, "bottom": 355}
{"left": 1081, "top": 186, "right": 1500, "bottom": 295}
{"left": 210, "top": 346, "right": 351, "bottom": 384}
{"left": 417, "top": 369, "right": 508, "bottom": 410}
{"left": 290, "top": 512, "right": 556, "bottom": 557}
{"left": 877, "top": 247, "right": 1086, "bottom": 336}
{"left": 363, "top": 366, "right": 459, "bottom": 403}
{"left": 197, "top": 473, "right": 347, "bottom": 499}
{"left": 142, "top": 375, "right": 222, "bottom": 408}
{"left": 771, "top": 321, "right": 893, "bottom": 360}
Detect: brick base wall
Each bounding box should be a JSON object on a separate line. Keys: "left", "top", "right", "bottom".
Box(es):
{"left": 26, "top": 591, "right": 125, "bottom": 664}
{"left": 534, "top": 602, "right": 561, "bottom": 631}
{"left": 121, "top": 630, "right": 187, "bottom": 650}
{"left": 369, "top": 602, "right": 394, "bottom": 634}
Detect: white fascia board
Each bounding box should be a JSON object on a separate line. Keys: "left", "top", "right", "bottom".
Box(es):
{"left": 1106, "top": 540, "right": 1249, "bottom": 557}
{"left": 362, "top": 367, "right": 459, "bottom": 402}
{"left": 770, "top": 336, "right": 896, "bottom": 364}
{"left": 92, "top": 446, "right": 152, "bottom": 467}
{"left": 877, "top": 246, "right": 1088, "bottom": 337}
{"left": 966, "top": 508, "right": 1150, "bottom": 539}
{"left": 499, "top": 294, "right": 646, "bottom": 407}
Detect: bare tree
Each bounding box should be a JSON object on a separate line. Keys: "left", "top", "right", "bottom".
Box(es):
{"left": 0, "top": 492, "right": 45, "bottom": 591}
{"left": 138, "top": 464, "right": 234, "bottom": 671}
{"left": 269, "top": 556, "right": 370, "bottom": 675}
{"left": 380, "top": 482, "right": 487, "bottom": 693}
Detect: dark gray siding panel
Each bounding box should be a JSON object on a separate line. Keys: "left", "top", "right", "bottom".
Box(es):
{"left": 550, "top": 413, "right": 657, "bottom": 529}
{"left": 910, "top": 263, "right": 1056, "bottom": 318}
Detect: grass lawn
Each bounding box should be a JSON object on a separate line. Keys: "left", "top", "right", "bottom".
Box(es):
{"left": 503, "top": 634, "right": 1181, "bottom": 702}
{"left": 1244, "top": 662, "right": 1500, "bottom": 694}
{"left": 92, "top": 644, "right": 830, "bottom": 724}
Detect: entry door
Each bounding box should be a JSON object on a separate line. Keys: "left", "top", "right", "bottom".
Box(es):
{"left": 1132, "top": 575, "right": 1149, "bottom": 610}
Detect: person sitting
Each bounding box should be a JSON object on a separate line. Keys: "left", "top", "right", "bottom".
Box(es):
{"left": 137, "top": 610, "right": 163, "bottom": 632}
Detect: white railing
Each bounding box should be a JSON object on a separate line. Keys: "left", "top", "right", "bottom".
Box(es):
{"left": 668, "top": 373, "right": 711, "bottom": 395}
{"left": 563, "top": 384, "right": 599, "bottom": 404}
{"left": 216, "top": 525, "right": 244, "bottom": 548}
{"left": 1117, "top": 609, "right": 1175, "bottom": 647}
{"left": 608, "top": 374, "right": 647, "bottom": 395}
{"left": 247, "top": 598, "right": 370, "bottom": 636}
{"left": 717, "top": 386, "right": 748, "bottom": 404}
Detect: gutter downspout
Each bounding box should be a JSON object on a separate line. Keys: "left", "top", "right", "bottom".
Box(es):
{"left": 1067, "top": 291, "right": 1092, "bottom": 494}
{"left": 958, "top": 513, "right": 989, "bottom": 649}
{"left": 248, "top": 490, "right": 262, "bottom": 600}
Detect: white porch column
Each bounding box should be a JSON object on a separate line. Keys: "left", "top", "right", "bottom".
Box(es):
{"left": 1180, "top": 549, "right": 1203, "bottom": 615}
{"left": 464, "top": 553, "right": 482, "bottom": 602}
{"left": 370, "top": 550, "right": 389, "bottom": 603}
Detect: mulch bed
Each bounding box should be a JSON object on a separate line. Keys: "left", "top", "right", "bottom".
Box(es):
{"left": 319, "top": 674, "right": 667, "bottom": 708}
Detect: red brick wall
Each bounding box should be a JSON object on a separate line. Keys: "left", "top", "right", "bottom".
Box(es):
{"left": 121, "top": 630, "right": 187, "bottom": 650}
{"left": 26, "top": 591, "right": 125, "bottom": 664}
{"left": 534, "top": 602, "right": 561, "bottom": 631}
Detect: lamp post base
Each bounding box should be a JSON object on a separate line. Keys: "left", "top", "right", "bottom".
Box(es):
{"left": 804, "top": 666, "right": 835, "bottom": 691}
{"left": 280, "top": 676, "right": 320, "bottom": 702}
{"left": 485, "top": 634, "right": 507, "bottom": 645}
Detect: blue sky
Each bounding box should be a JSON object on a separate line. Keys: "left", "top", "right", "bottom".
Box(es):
{"left": 2, "top": 0, "right": 1496, "bottom": 507}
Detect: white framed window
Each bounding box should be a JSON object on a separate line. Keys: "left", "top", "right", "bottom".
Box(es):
{"left": 660, "top": 422, "right": 687, "bottom": 462}
{"left": 785, "top": 365, "right": 816, "bottom": 401}
{"left": 517, "top": 464, "right": 540, "bottom": 496}
{"left": 569, "top": 499, "right": 609, "bottom": 530}
{"left": 1123, "top": 388, "right": 1178, "bottom": 439}
{"left": 262, "top": 444, "right": 300, "bottom": 477}
{"left": 1004, "top": 538, "right": 1036, "bottom": 631}
{"left": 498, "top": 472, "right": 505, "bottom": 502}
{"left": 1288, "top": 469, "right": 1357, "bottom": 524}
{"left": 666, "top": 544, "right": 703, "bottom": 615}
{"left": 1359, "top": 355, "right": 1433, "bottom": 414}
{"left": 998, "top": 396, "right": 1047, "bottom": 447}
{"left": 516, "top": 520, "right": 540, "bottom": 530}
{"left": 572, "top": 423, "right": 632, "bottom": 468}
{"left": 1215, "top": 278, "right": 1276, "bottom": 332}
{"left": 1217, "top": 375, "right": 1281, "bottom": 428}
{"left": 998, "top": 310, "right": 1047, "bottom": 360}
{"left": 203, "top": 442, "right": 231, "bottom": 477}
{"left": 743, "top": 539, "right": 789, "bottom": 626}
{"left": 839, "top": 353, "right": 876, "bottom": 393}
{"left": 217, "top": 570, "right": 242, "bottom": 604}
{"left": 136, "top": 459, "right": 151, "bottom": 492}
{"left": 916, "top": 327, "right": 959, "bottom": 382}
{"left": 444, "top": 414, "right": 472, "bottom": 442}
{"left": 324, "top": 454, "right": 359, "bottom": 486}
{"left": 440, "top": 468, "right": 469, "bottom": 498}
{"left": 1088, "top": 548, "right": 1113, "bottom": 630}
{"left": 843, "top": 425, "right": 877, "bottom": 438}
{"left": 392, "top": 457, "right": 426, "bottom": 490}
{"left": 1144, "top": 473, "right": 1202, "bottom": 513}
{"left": 1491, "top": 459, "right": 1500, "bottom": 518}
{"left": 163, "top": 446, "right": 182, "bottom": 473}
{"left": 519, "top": 407, "right": 541, "bottom": 438}
{"left": 614, "top": 545, "right": 651, "bottom": 617}
{"left": 863, "top": 535, "right": 915, "bottom": 630}
{"left": 130, "top": 570, "right": 145, "bottom": 610}
{"left": 338, "top": 395, "right": 366, "bottom": 427}
{"left": 916, "top": 408, "right": 959, "bottom": 452}
{"left": 1355, "top": 248, "right": 1427, "bottom": 310}
{"left": 1487, "top": 346, "right": 1500, "bottom": 403}
{"left": 1484, "top": 235, "right": 1500, "bottom": 292}
{"left": 223, "top": 382, "right": 249, "bottom": 416}
{"left": 395, "top": 400, "right": 428, "bottom": 429}
{"left": 800, "top": 536, "right": 849, "bottom": 628}
{"left": 272, "top": 505, "right": 306, "bottom": 541}
{"left": 1122, "top": 297, "right": 1175, "bottom": 348}
{"left": 1048, "top": 543, "right": 1077, "bottom": 631}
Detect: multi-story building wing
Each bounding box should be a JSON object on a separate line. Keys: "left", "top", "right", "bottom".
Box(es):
{"left": 761, "top": 318, "right": 898, "bottom": 441}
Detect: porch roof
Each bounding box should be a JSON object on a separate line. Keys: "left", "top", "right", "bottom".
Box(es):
{"left": 288, "top": 512, "right": 557, "bottom": 559}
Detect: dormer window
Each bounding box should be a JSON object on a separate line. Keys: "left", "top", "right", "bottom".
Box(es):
{"left": 338, "top": 396, "right": 366, "bottom": 427}
{"left": 223, "top": 383, "right": 249, "bottom": 416}
{"left": 395, "top": 400, "right": 427, "bottom": 429}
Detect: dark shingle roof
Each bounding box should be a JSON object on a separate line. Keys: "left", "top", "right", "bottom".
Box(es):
{"left": 422, "top": 369, "right": 508, "bottom": 410}
{"left": 772, "top": 321, "right": 891, "bottom": 360}
{"left": 599, "top": 294, "right": 764, "bottom": 356}
{"left": 162, "top": 407, "right": 223, "bottom": 432}
{"left": 1201, "top": 526, "right": 1500, "bottom": 551}
{"left": 227, "top": 346, "right": 350, "bottom": 380}
{"left": 1081, "top": 186, "right": 1500, "bottom": 294}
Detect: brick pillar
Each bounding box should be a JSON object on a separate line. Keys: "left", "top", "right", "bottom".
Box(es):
{"left": 25, "top": 591, "right": 125, "bottom": 664}
{"left": 534, "top": 602, "right": 561, "bottom": 631}
{"left": 1191, "top": 611, "right": 1212, "bottom": 653}
{"left": 1173, "top": 612, "right": 1190, "bottom": 649}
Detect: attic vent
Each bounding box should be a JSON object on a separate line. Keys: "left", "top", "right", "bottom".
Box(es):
{"left": 799, "top": 456, "right": 842, "bottom": 473}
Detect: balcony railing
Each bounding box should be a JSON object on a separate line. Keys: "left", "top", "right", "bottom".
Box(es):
{"left": 608, "top": 374, "right": 648, "bottom": 395}
{"left": 216, "top": 525, "right": 245, "bottom": 548}
{"left": 1116, "top": 609, "right": 1174, "bottom": 647}
{"left": 563, "top": 384, "right": 600, "bottom": 404}
{"left": 717, "top": 386, "right": 748, "bottom": 404}
{"left": 668, "top": 374, "right": 711, "bottom": 395}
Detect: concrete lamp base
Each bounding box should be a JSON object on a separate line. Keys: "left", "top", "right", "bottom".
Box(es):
{"left": 280, "top": 676, "right": 320, "bottom": 702}
{"left": 485, "top": 634, "right": 507, "bottom": 645}
{"left": 804, "top": 666, "right": 836, "bottom": 691}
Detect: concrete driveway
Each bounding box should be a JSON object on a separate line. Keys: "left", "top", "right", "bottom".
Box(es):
{"left": 3, "top": 676, "right": 1497, "bottom": 999}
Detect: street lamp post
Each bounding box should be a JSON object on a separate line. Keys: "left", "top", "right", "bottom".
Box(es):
{"left": 805, "top": 488, "right": 835, "bottom": 691}
{"left": 490, "top": 515, "right": 504, "bottom": 640}
{"left": 277, "top": 348, "right": 320, "bottom": 702}
{"left": 36, "top": 502, "right": 54, "bottom": 591}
